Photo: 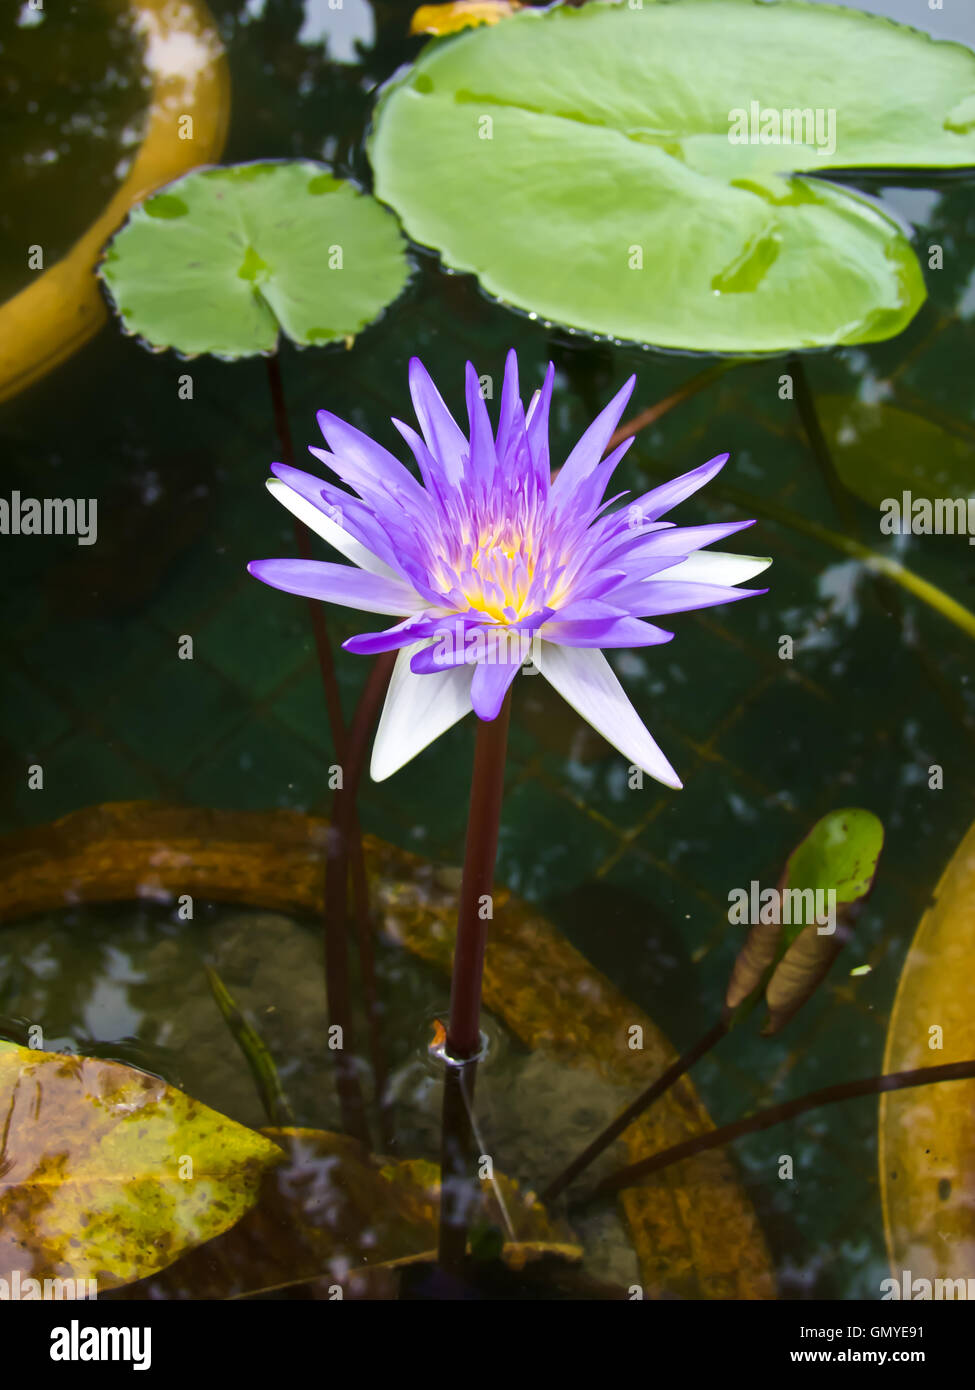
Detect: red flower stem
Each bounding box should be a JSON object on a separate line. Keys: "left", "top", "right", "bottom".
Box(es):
{"left": 446, "top": 690, "right": 513, "bottom": 1061}
{"left": 438, "top": 689, "right": 513, "bottom": 1272}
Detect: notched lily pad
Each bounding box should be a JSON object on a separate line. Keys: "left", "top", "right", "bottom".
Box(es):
{"left": 0, "top": 1041, "right": 282, "bottom": 1290}
{"left": 99, "top": 160, "right": 411, "bottom": 358}
{"left": 370, "top": 0, "right": 975, "bottom": 350}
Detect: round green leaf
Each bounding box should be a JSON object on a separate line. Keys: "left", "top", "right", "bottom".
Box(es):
{"left": 785, "top": 807, "right": 885, "bottom": 908}
{"left": 0, "top": 1041, "right": 283, "bottom": 1290}
{"left": 369, "top": 1, "right": 975, "bottom": 351}
{"left": 99, "top": 161, "right": 411, "bottom": 358}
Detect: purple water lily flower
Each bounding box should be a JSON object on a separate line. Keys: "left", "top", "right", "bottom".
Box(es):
{"left": 249, "top": 352, "right": 769, "bottom": 787}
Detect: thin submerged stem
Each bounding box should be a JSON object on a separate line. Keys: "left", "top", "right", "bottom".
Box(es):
{"left": 540, "top": 1012, "right": 731, "bottom": 1204}
{"left": 327, "top": 650, "right": 398, "bottom": 1147}
{"left": 575, "top": 1057, "right": 975, "bottom": 1206}
{"left": 264, "top": 351, "right": 371, "bottom": 1144}
{"left": 438, "top": 689, "right": 513, "bottom": 1273}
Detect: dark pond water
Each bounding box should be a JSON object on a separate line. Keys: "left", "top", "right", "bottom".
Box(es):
{"left": 1, "top": 0, "right": 974, "bottom": 1300}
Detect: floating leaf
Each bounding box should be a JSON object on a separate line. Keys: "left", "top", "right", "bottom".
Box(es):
{"left": 410, "top": 1, "right": 523, "bottom": 37}
{"left": 880, "top": 818, "right": 975, "bottom": 1288}
{"left": 0, "top": 1041, "right": 282, "bottom": 1290}
{"left": 817, "top": 398, "right": 975, "bottom": 512}
{"left": 784, "top": 808, "right": 886, "bottom": 918}
{"left": 0, "top": 801, "right": 775, "bottom": 1299}
{"left": 99, "top": 160, "right": 410, "bottom": 358}
{"left": 370, "top": 1, "right": 975, "bottom": 350}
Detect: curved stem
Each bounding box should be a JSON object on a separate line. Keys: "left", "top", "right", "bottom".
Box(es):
{"left": 607, "top": 360, "right": 741, "bottom": 451}
{"left": 576, "top": 1057, "right": 975, "bottom": 1206}
{"left": 438, "top": 690, "right": 513, "bottom": 1273}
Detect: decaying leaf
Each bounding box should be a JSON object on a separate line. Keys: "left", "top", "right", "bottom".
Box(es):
{"left": 0, "top": 1041, "right": 282, "bottom": 1291}
{"left": 880, "top": 818, "right": 975, "bottom": 1287}
{"left": 0, "top": 801, "right": 776, "bottom": 1298}
{"left": 113, "top": 1127, "right": 577, "bottom": 1298}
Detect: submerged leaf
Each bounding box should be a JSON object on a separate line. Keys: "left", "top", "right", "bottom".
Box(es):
{"left": 817, "top": 398, "right": 975, "bottom": 513}
{"left": 0, "top": 1042, "right": 282, "bottom": 1290}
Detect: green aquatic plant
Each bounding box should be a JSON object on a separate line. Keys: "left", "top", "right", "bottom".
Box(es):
{"left": 370, "top": 0, "right": 975, "bottom": 351}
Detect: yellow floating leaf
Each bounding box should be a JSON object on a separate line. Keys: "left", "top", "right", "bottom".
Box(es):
{"left": 410, "top": 1, "right": 523, "bottom": 38}
{"left": 0, "top": 1042, "right": 282, "bottom": 1291}
{"left": 113, "top": 1128, "right": 578, "bottom": 1298}
{"left": 880, "top": 819, "right": 975, "bottom": 1286}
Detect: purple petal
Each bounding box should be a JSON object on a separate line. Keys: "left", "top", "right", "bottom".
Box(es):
{"left": 526, "top": 362, "right": 555, "bottom": 484}
{"left": 613, "top": 579, "right": 768, "bottom": 618}
{"left": 409, "top": 356, "right": 468, "bottom": 487}
{"left": 471, "top": 657, "right": 522, "bottom": 720}
{"left": 342, "top": 613, "right": 447, "bottom": 656}
{"left": 314, "top": 411, "right": 430, "bottom": 511}
{"left": 248, "top": 558, "right": 421, "bottom": 615}
{"left": 542, "top": 616, "right": 675, "bottom": 648}
{"left": 626, "top": 453, "right": 730, "bottom": 524}
{"left": 465, "top": 360, "right": 497, "bottom": 485}
{"left": 550, "top": 375, "right": 636, "bottom": 506}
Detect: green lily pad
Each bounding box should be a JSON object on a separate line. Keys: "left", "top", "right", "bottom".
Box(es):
{"left": 99, "top": 161, "right": 411, "bottom": 358}
{"left": 0, "top": 1041, "right": 282, "bottom": 1290}
{"left": 369, "top": 1, "right": 975, "bottom": 351}
{"left": 817, "top": 398, "right": 975, "bottom": 511}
